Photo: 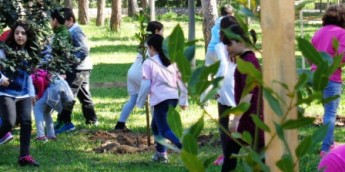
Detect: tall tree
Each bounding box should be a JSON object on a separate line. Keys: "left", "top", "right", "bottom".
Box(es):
{"left": 64, "top": 0, "right": 73, "bottom": 8}
{"left": 201, "top": 0, "right": 218, "bottom": 51}
{"left": 149, "top": 0, "right": 155, "bottom": 20}
{"left": 128, "top": 0, "right": 139, "bottom": 17}
{"left": 96, "top": 0, "right": 105, "bottom": 26}
{"left": 110, "top": 0, "right": 122, "bottom": 31}
{"left": 141, "top": 0, "right": 148, "bottom": 9}
{"left": 188, "top": 0, "right": 196, "bottom": 68}
{"left": 78, "top": 0, "right": 89, "bottom": 24}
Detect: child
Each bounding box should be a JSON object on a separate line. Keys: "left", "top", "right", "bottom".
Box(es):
{"left": 318, "top": 143, "right": 345, "bottom": 171}
{"left": 136, "top": 34, "right": 188, "bottom": 163}
{"left": 213, "top": 15, "right": 239, "bottom": 166}
{"left": 310, "top": 4, "right": 345, "bottom": 157}
{"left": 0, "top": 21, "right": 39, "bottom": 166}
{"left": 221, "top": 24, "right": 264, "bottom": 171}
{"left": 114, "top": 21, "right": 164, "bottom": 131}
{"left": 55, "top": 8, "right": 98, "bottom": 133}
{"left": 32, "top": 71, "right": 74, "bottom": 141}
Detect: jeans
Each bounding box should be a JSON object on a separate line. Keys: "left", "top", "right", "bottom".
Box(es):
{"left": 118, "top": 94, "right": 138, "bottom": 122}
{"left": 0, "top": 96, "right": 32, "bottom": 156}
{"left": 152, "top": 99, "right": 182, "bottom": 153}
{"left": 34, "top": 91, "right": 55, "bottom": 138}
{"left": 321, "top": 81, "right": 342, "bottom": 152}
{"left": 58, "top": 70, "right": 97, "bottom": 124}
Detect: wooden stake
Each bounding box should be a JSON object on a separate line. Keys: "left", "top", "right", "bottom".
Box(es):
{"left": 145, "top": 97, "right": 151, "bottom": 146}
{"left": 261, "top": 0, "right": 298, "bottom": 171}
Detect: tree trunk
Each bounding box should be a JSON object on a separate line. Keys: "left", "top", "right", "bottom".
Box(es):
{"left": 78, "top": 0, "right": 89, "bottom": 25}
{"left": 141, "top": 0, "right": 148, "bottom": 9}
{"left": 110, "top": 0, "right": 122, "bottom": 32}
{"left": 149, "top": 0, "right": 155, "bottom": 20}
{"left": 128, "top": 0, "right": 139, "bottom": 17}
{"left": 96, "top": 0, "right": 105, "bottom": 26}
{"left": 201, "top": 0, "right": 218, "bottom": 52}
{"left": 188, "top": 0, "right": 196, "bottom": 68}
{"left": 64, "top": 0, "right": 73, "bottom": 8}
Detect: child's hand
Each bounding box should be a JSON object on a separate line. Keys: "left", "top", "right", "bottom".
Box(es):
{"left": 180, "top": 105, "right": 187, "bottom": 110}
{"left": 32, "top": 97, "right": 36, "bottom": 105}
{"left": 1, "top": 78, "right": 10, "bottom": 87}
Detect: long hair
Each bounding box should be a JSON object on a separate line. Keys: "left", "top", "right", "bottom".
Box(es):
{"left": 146, "top": 21, "right": 163, "bottom": 37}
{"left": 146, "top": 34, "right": 171, "bottom": 67}
{"left": 222, "top": 24, "right": 257, "bottom": 46}
{"left": 220, "top": 15, "right": 238, "bottom": 45}
{"left": 5, "top": 20, "right": 39, "bottom": 56}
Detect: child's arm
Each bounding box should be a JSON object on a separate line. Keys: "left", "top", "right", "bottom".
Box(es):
{"left": 229, "top": 94, "right": 252, "bottom": 132}
{"left": 136, "top": 79, "right": 150, "bottom": 108}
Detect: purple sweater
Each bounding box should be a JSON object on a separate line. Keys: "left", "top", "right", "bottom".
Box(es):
{"left": 234, "top": 51, "right": 264, "bottom": 148}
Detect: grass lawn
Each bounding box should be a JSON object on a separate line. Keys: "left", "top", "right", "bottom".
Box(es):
{"left": 1, "top": 13, "right": 344, "bottom": 171}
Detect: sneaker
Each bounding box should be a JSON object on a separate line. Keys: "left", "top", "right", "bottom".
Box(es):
{"left": 152, "top": 151, "right": 168, "bottom": 163}
{"left": 0, "top": 132, "right": 13, "bottom": 144}
{"left": 54, "top": 120, "right": 64, "bottom": 130}
{"left": 35, "top": 136, "right": 48, "bottom": 142}
{"left": 214, "top": 154, "right": 224, "bottom": 166}
{"left": 47, "top": 136, "right": 57, "bottom": 141}
{"left": 18, "top": 155, "right": 39, "bottom": 166}
{"left": 114, "top": 122, "right": 130, "bottom": 132}
{"left": 55, "top": 123, "right": 76, "bottom": 134}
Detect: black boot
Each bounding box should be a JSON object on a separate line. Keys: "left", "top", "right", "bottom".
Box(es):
{"left": 114, "top": 122, "right": 130, "bottom": 132}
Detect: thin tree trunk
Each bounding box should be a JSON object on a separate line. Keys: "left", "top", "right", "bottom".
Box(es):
{"left": 78, "top": 0, "right": 89, "bottom": 25}
{"left": 201, "top": 0, "right": 218, "bottom": 52}
{"left": 149, "top": 0, "right": 155, "bottom": 20}
{"left": 64, "top": 0, "right": 73, "bottom": 8}
{"left": 96, "top": 0, "right": 105, "bottom": 26}
{"left": 188, "top": 0, "right": 196, "bottom": 68}
{"left": 128, "top": 0, "right": 139, "bottom": 17}
{"left": 110, "top": 0, "right": 121, "bottom": 31}
{"left": 141, "top": 0, "right": 148, "bottom": 9}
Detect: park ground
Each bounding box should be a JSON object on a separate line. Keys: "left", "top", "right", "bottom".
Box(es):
{"left": 1, "top": 13, "right": 345, "bottom": 171}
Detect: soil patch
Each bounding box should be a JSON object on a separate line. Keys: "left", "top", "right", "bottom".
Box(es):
{"left": 313, "top": 115, "right": 345, "bottom": 127}
{"left": 91, "top": 130, "right": 220, "bottom": 154}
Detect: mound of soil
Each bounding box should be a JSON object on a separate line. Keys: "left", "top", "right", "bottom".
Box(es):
{"left": 91, "top": 130, "right": 220, "bottom": 154}
{"left": 313, "top": 115, "right": 345, "bottom": 127}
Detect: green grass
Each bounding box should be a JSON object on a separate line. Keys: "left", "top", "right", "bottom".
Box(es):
{"left": 0, "top": 14, "right": 340, "bottom": 171}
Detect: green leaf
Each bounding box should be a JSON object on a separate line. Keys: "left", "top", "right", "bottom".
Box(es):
{"left": 263, "top": 87, "right": 283, "bottom": 116}
{"left": 181, "top": 150, "right": 205, "bottom": 172}
{"left": 295, "top": 70, "right": 310, "bottom": 90}
{"left": 297, "top": 37, "right": 323, "bottom": 66}
{"left": 311, "top": 124, "right": 328, "bottom": 146}
{"left": 281, "top": 117, "right": 315, "bottom": 129}
{"left": 238, "top": 5, "right": 258, "bottom": 20}
{"left": 188, "top": 115, "right": 204, "bottom": 138}
{"left": 167, "top": 106, "right": 183, "bottom": 139}
{"left": 236, "top": 57, "right": 262, "bottom": 81}
{"left": 221, "top": 102, "right": 250, "bottom": 117}
{"left": 182, "top": 133, "right": 198, "bottom": 155}
{"left": 176, "top": 51, "right": 192, "bottom": 83}
{"left": 203, "top": 155, "right": 218, "bottom": 168}
{"left": 274, "top": 122, "right": 285, "bottom": 141}
{"left": 313, "top": 63, "right": 329, "bottom": 91}
{"left": 167, "top": 24, "right": 185, "bottom": 62}
{"left": 295, "top": 136, "right": 312, "bottom": 158}
{"left": 183, "top": 45, "right": 195, "bottom": 63}
{"left": 276, "top": 154, "right": 294, "bottom": 172}
{"left": 231, "top": 132, "right": 242, "bottom": 139}
{"left": 251, "top": 114, "right": 271, "bottom": 133}
{"left": 242, "top": 131, "right": 253, "bottom": 144}
{"left": 250, "top": 151, "right": 269, "bottom": 172}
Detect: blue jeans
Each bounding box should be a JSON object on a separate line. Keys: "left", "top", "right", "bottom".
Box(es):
{"left": 152, "top": 99, "right": 182, "bottom": 153}
{"left": 321, "top": 81, "right": 342, "bottom": 152}
{"left": 118, "top": 94, "right": 138, "bottom": 122}
{"left": 34, "top": 90, "right": 55, "bottom": 138}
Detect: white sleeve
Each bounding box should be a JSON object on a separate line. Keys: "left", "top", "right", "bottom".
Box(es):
{"left": 177, "top": 78, "right": 188, "bottom": 106}
{"left": 215, "top": 43, "right": 228, "bottom": 78}
{"left": 136, "top": 79, "right": 151, "bottom": 108}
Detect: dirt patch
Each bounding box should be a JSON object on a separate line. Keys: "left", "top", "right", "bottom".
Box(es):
{"left": 313, "top": 115, "right": 345, "bottom": 127}
{"left": 90, "top": 130, "right": 220, "bottom": 154}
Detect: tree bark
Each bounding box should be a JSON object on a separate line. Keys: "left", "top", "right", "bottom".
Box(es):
{"left": 128, "top": 0, "right": 139, "bottom": 17}
{"left": 110, "top": 0, "right": 122, "bottom": 31}
{"left": 64, "top": 0, "right": 73, "bottom": 8}
{"left": 78, "top": 0, "right": 89, "bottom": 25}
{"left": 201, "top": 0, "right": 218, "bottom": 52}
{"left": 141, "top": 0, "right": 148, "bottom": 9}
{"left": 149, "top": 0, "right": 155, "bottom": 20}
{"left": 96, "top": 0, "right": 105, "bottom": 26}
{"left": 188, "top": 0, "right": 196, "bottom": 68}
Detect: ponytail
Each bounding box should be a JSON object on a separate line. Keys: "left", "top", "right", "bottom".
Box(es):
{"left": 147, "top": 34, "right": 171, "bottom": 67}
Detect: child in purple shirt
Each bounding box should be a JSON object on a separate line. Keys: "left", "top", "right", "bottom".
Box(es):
{"left": 220, "top": 24, "right": 264, "bottom": 171}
